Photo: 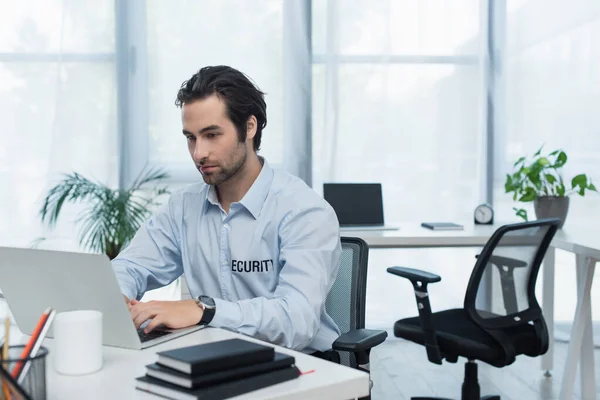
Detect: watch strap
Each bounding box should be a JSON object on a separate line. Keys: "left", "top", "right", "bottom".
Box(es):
{"left": 197, "top": 296, "right": 216, "bottom": 325}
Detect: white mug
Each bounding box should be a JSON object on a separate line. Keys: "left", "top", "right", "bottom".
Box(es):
{"left": 53, "top": 310, "right": 103, "bottom": 375}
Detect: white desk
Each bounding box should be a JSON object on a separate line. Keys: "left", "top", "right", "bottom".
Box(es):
{"left": 346, "top": 222, "right": 599, "bottom": 400}
{"left": 42, "top": 327, "right": 369, "bottom": 400}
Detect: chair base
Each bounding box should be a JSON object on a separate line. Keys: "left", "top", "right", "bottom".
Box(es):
{"left": 410, "top": 361, "right": 500, "bottom": 400}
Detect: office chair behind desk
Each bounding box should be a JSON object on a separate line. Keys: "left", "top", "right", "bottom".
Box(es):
{"left": 386, "top": 218, "right": 560, "bottom": 400}
{"left": 325, "top": 237, "right": 388, "bottom": 400}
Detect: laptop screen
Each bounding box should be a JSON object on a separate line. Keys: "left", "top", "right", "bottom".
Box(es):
{"left": 323, "top": 183, "right": 384, "bottom": 226}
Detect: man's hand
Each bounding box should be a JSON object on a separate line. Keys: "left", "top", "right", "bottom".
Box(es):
{"left": 123, "top": 295, "right": 137, "bottom": 310}
{"left": 129, "top": 300, "right": 203, "bottom": 334}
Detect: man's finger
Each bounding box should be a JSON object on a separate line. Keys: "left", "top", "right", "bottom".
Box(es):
{"left": 129, "top": 304, "right": 143, "bottom": 322}
{"left": 123, "top": 295, "right": 130, "bottom": 304}
{"left": 144, "top": 317, "right": 164, "bottom": 334}
{"left": 133, "top": 308, "right": 155, "bottom": 329}
{"left": 134, "top": 312, "right": 153, "bottom": 330}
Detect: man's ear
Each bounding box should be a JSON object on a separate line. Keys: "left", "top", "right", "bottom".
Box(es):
{"left": 246, "top": 116, "right": 257, "bottom": 142}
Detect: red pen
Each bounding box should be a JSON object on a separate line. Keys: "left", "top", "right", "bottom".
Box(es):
{"left": 17, "top": 309, "right": 55, "bottom": 384}
{"left": 11, "top": 307, "right": 51, "bottom": 380}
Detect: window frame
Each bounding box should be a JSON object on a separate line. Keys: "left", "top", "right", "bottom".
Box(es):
{"left": 115, "top": 0, "right": 499, "bottom": 206}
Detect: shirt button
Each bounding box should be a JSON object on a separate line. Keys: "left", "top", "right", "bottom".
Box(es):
{"left": 223, "top": 223, "right": 229, "bottom": 229}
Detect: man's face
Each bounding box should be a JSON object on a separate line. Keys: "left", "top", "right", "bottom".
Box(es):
{"left": 182, "top": 95, "right": 251, "bottom": 186}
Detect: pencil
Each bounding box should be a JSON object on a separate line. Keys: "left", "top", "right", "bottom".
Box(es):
{"left": 2, "top": 318, "right": 8, "bottom": 360}
{"left": 16, "top": 309, "right": 55, "bottom": 385}
{"left": 2, "top": 317, "right": 10, "bottom": 400}
{"left": 11, "top": 308, "right": 50, "bottom": 380}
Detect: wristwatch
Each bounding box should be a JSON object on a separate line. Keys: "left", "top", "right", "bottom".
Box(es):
{"left": 195, "top": 295, "right": 216, "bottom": 325}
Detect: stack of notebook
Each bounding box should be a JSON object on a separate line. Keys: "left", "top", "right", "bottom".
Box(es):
{"left": 135, "top": 338, "right": 299, "bottom": 400}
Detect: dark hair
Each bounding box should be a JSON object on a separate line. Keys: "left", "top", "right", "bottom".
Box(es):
{"left": 175, "top": 66, "right": 267, "bottom": 151}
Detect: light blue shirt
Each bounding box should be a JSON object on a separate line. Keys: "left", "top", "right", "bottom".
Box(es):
{"left": 111, "top": 159, "right": 342, "bottom": 352}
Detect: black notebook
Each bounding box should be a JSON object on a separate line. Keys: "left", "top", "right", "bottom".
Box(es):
{"left": 146, "top": 352, "right": 295, "bottom": 389}
{"left": 156, "top": 338, "right": 275, "bottom": 375}
{"left": 136, "top": 366, "right": 300, "bottom": 400}
{"left": 421, "top": 222, "right": 464, "bottom": 231}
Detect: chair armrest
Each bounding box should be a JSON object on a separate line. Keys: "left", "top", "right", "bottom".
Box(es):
{"left": 332, "top": 329, "right": 388, "bottom": 367}
{"left": 386, "top": 266, "right": 441, "bottom": 284}
{"left": 332, "top": 329, "right": 388, "bottom": 353}
{"left": 386, "top": 266, "right": 443, "bottom": 364}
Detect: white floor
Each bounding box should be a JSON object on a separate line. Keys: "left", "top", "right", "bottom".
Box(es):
{"left": 370, "top": 336, "right": 600, "bottom": 400}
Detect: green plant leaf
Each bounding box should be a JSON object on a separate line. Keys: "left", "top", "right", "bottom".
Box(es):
{"left": 528, "top": 172, "right": 542, "bottom": 189}
{"left": 537, "top": 157, "right": 550, "bottom": 166}
{"left": 30, "top": 237, "right": 47, "bottom": 249}
{"left": 39, "top": 173, "right": 107, "bottom": 228}
{"left": 504, "top": 174, "right": 512, "bottom": 190}
{"left": 130, "top": 167, "right": 170, "bottom": 191}
{"left": 571, "top": 174, "right": 587, "bottom": 188}
{"left": 39, "top": 167, "right": 170, "bottom": 259}
{"left": 519, "top": 187, "right": 537, "bottom": 202}
{"left": 508, "top": 146, "right": 597, "bottom": 203}
{"left": 77, "top": 200, "right": 111, "bottom": 255}
{"left": 513, "top": 207, "right": 528, "bottom": 221}
{"left": 554, "top": 151, "right": 567, "bottom": 168}
{"left": 513, "top": 157, "right": 526, "bottom": 167}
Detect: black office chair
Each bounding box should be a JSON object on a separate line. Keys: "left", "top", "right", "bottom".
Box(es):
{"left": 386, "top": 219, "right": 560, "bottom": 400}
{"left": 325, "top": 237, "right": 388, "bottom": 399}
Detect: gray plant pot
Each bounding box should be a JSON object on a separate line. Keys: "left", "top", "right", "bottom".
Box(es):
{"left": 534, "top": 196, "right": 569, "bottom": 228}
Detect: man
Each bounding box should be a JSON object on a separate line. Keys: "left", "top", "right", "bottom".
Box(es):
{"left": 111, "top": 65, "right": 342, "bottom": 357}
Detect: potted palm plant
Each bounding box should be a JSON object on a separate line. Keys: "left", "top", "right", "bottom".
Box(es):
{"left": 504, "top": 146, "right": 597, "bottom": 228}
{"left": 38, "top": 168, "right": 170, "bottom": 259}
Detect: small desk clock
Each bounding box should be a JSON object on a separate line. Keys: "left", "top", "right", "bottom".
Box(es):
{"left": 474, "top": 203, "right": 494, "bottom": 225}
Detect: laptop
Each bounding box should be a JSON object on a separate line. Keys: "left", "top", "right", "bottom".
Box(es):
{"left": 323, "top": 183, "right": 398, "bottom": 231}
{"left": 0, "top": 247, "right": 204, "bottom": 350}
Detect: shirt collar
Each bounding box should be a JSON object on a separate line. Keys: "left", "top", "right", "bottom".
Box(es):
{"left": 205, "top": 157, "right": 273, "bottom": 219}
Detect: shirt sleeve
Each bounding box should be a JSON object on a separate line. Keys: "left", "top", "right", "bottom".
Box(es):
{"left": 111, "top": 193, "right": 183, "bottom": 301}
{"left": 210, "top": 203, "right": 341, "bottom": 351}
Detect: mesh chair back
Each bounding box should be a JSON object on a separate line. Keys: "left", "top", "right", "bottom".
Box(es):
{"left": 464, "top": 218, "right": 560, "bottom": 329}
{"left": 325, "top": 237, "right": 368, "bottom": 367}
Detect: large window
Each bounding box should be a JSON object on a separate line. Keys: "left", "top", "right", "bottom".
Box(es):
{"left": 312, "top": 0, "right": 485, "bottom": 223}
{"left": 145, "top": 0, "right": 285, "bottom": 175}
{"left": 0, "top": 0, "right": 117, "bottom": 249}
{"left": 1, "top": 0, "right": 489, "bottom": 251}
{"left": 491, "top": 0, "right": 600, "bottom": 324}
{"left": 494, "top": 0, "right": 600, "bottom": 226}
{"left": 2, "top": 0, "right": 598, "bottom": 322}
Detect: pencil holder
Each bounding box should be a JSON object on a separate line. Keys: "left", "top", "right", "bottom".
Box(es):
{"left": 1, "top": 345, "right": 48, "bottom": 400}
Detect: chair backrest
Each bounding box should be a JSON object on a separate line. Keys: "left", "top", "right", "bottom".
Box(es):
{"left": 464, "top": 218, "right": 560, "bottom": 331}
{"left": 325, "top": 236, "right": 369, "bottom": 367}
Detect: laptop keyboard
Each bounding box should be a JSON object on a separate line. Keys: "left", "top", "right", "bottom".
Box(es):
{"left": 137, "top": 328, "right": 171, "bottom": 343}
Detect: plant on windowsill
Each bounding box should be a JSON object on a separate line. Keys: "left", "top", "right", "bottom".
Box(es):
{"left": 36, "top": 168, "right": 170, "bottom": 259}
{"left": 504, "top": 146, "right": 597, "bottom": 228}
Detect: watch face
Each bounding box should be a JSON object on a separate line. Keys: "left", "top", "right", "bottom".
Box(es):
{"left": 199, "top": 295, "right": 216, "bottom": 308}
{"left": 474, "top": 204, "right": 493, "bottom": 224}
